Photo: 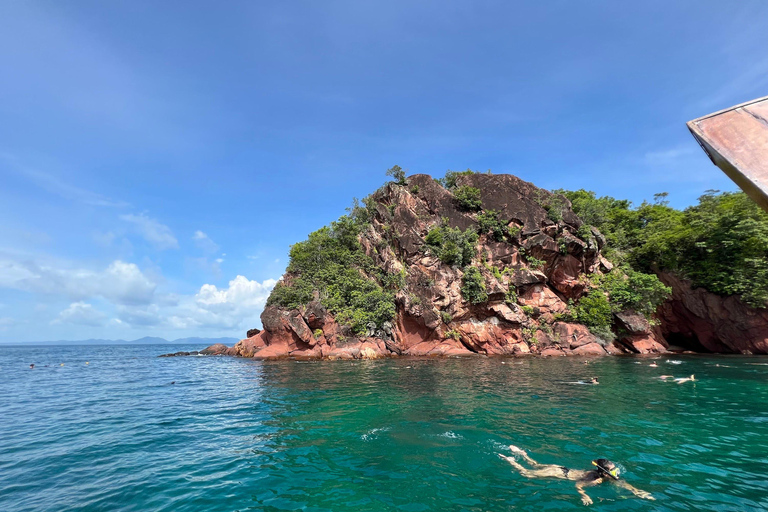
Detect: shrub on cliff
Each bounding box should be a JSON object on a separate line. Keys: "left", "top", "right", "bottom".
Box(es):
{"left": 559, "top": 188, "right": 768, "bottom": 308}
{"left": 425, "top": 223, "right": 478, "bottom": 266}
{"left": 454, "top": 186, "right": 482, "bottom": 211}
{"left": 438, "top": 169, "right": 475, "bottom": 189}
{"left": 386, "top": 165, "right": 406, "bottom": 185}
{"left": 266, "top": 213, "right": 395, "bottom": 335}
{"left": 569, "top": 292, "right": 613, "bottom": 332}
{"left": 461, "top": 266, "right": 488, "bottom": 304}
{"left": 476, "top": 210, "right": 508, "bottom": 242}
{"left": 599, "top": 267, "right": 671, "bottom": 317}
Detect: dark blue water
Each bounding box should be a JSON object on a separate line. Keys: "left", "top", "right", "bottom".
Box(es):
{"left": 2, "top": 345, "right": 768, "bottom": 511}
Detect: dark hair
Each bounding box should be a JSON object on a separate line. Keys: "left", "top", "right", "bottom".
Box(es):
{"left": 593, "top": 458, "right": 620, "bottom": 480}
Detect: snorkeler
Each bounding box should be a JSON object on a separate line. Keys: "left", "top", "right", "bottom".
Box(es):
{"left": 499, "top": 445, "right": 654, "bottom": 506}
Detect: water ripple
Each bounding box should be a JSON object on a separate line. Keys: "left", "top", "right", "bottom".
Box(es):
{"left": 2, "top": 347, "right": 768, "bottom": 511}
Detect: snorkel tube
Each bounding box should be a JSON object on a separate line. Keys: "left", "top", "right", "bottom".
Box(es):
{"left": 592, "top": 459, "right": 620, "bottom": 480}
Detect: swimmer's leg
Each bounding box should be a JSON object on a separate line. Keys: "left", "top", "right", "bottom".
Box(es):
{"left": 508, "top": 445, "right": 538, "bottom": 465}
{"left": 499, "top": 455, "right": 570, "bottom": 479}
{"left": 498, "top": 455, "right": 536, "bottom": 478}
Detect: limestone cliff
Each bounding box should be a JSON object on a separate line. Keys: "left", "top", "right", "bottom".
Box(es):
{"left": 210, "top": 172, "right": 669, "bottom": 359}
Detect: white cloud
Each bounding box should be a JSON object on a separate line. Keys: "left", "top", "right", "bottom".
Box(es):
{"left": 116, "top": 304, "right": 162, "bottom": 326}
{"left": 53, "top": 302, "right": 107, "bottom": 326}
{"left": 90, "top": 275, "right": 277, "bottom": 332}
{"left": 192, "top": 230, "right": 220, "bottom": 253}
{"left": 170, "top": 275, "right": 278, "bottom": 330}
{"left": 120, "top": 213, "right": 178, "bottom": 250}
{"left": 0, "top": 256, "right": 157, "bottom": 306}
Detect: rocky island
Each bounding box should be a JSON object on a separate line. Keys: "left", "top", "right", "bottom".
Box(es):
{"left": 206, "top": 168, "right": 768, "bottom": 359}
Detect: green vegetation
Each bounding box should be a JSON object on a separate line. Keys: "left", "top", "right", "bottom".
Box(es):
{"left": 599, "top": 267, "right": 672, "bottom": 317}
{"left": 477, "top": 209, "right": 508, "bottom": 241}
{"left": 425, "top": 222, "right": 478, "bottom": 266}
{"left": 386, "top": 165, "right": 406, "bottom": 185}
{"left": 445, "top": 329, "right": 461, "bottom": 340}
{"left": 526, "top": 256, "right": 545, "bottom": 270}
{"left": 522, "top": 325, "right": 539, "bottom": 343}
{"left": 266, "top": 212, "right": 396, "bottom": 335}
{"left": 438, "top": 169, "right": 476, "bottom": 189}
{"left": 559, "top": 189, "right": 768, "bottom": 307}
{"left": 521, "top": 305, "right": 534, "bottom": 316}
{"left": 570, "top": 292, "right": 612, "bottom": 331}
{"left": 440, "top": 311, "right": 452, "bottom": 324}
{"left": 461, "top": 267, "right": 488, "bottom": 304}
{"left": 544, "top": 195, "right": 566, "bottom": 222}
{"left": 454, "top": 185, "right": 483, "bottom": 211}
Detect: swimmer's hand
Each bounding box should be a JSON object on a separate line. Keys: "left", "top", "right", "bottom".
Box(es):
{"left": 581, "top": 495, "right": 593, "bottom": 506}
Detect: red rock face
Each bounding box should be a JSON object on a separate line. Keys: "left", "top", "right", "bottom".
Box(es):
{"left": 202, "top": 173, "right": 692, "bottom": 359}
{"left": 656, "top": 272, "right": 768, "bottom": 354}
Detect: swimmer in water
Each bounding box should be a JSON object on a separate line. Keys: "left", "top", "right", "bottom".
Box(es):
{"left": 29, "top": 363, "right": 35, "bottom": 369}
{"left": 674, "top": 374, "right": 695, "bottom": 384}
{"left": 499, "top": 445, "right": 654, "bottom": 506}
{"left": 649, "top": 362, "right": 658, "bottom": 368}
{"left": 589, "top": 377, "right": 599, "bottom": 385}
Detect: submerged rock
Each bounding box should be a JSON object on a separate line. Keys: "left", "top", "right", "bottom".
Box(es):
{"left": 158, "top": 351, "right": 200, "bottom": 357}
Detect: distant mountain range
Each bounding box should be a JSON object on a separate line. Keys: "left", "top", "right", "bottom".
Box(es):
{"left": 2, "top": 336, "right": 239, "bottom": 346}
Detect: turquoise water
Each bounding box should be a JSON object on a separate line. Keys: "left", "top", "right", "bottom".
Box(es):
{"left": 2, "top": 346, "right": 768, "bottom": 511}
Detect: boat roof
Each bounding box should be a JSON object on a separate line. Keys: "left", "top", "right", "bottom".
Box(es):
{"left": 688, "top": 95, "right": 768, "bottom": 212}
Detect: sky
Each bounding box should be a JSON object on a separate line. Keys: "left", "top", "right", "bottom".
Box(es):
{"left": 1, "top": 1, "right": 767, "bottom": 342}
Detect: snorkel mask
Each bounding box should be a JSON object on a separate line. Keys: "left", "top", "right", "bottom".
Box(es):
{"left": 592, "top": 459, "right": 620, "bottom": 480}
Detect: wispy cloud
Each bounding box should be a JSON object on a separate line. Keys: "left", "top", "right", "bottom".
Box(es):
{"left": 192, "top": 230, "right": 220, "bottom": 253}
{"left": 1, "top": 153, "right": 129, "bottom": 208}
{"left": 0, "top": 317, "right": 14, "bottom": 330}
{"left": 0, "top": 255, "right": 157, "bottom": 306}
{"left": 53, "top": 302, "right": 107, "bottom": 327}
{"left": 120, "top": 213, "right": 178, "bottom": 250}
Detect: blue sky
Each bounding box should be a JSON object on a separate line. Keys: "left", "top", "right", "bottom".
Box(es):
{"left": 1, "top": 1, "right": 767, "bottom": 342}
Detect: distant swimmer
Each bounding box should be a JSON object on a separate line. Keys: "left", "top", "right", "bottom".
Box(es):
{"left": 29, "top": 364, "right": 34, "bottom": 369}
{"left": 589, "top": 377, "right": 599, "bottom": 385}
{"left": 674, "top": 374, "right": 695, "bottom": 384}
{"left": 649, "top": 362, "right": 658, "bottom": 368}
{"left": 659, "top": 375, "right": 674, "bottom": 380}
{"left": 499, "top": 445, "right": 654, "bottom": 506}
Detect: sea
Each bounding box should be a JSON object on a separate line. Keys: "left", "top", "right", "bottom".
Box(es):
{"left": 2, "top": 344, "right": 768, "bottom": 511}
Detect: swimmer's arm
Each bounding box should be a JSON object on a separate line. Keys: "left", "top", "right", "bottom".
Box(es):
{"left": 575, "top": 480, "right": 599, "bottom": 506}
{"left": 615, "top": 480, "right": 654, "bottom": 500}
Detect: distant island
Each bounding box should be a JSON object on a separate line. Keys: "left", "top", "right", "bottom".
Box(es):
{"left": 5, "top": 336, "right": 240, "bottom": 346}
{"left": 206, "top": 168, "right": 768, "bottom": 360}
